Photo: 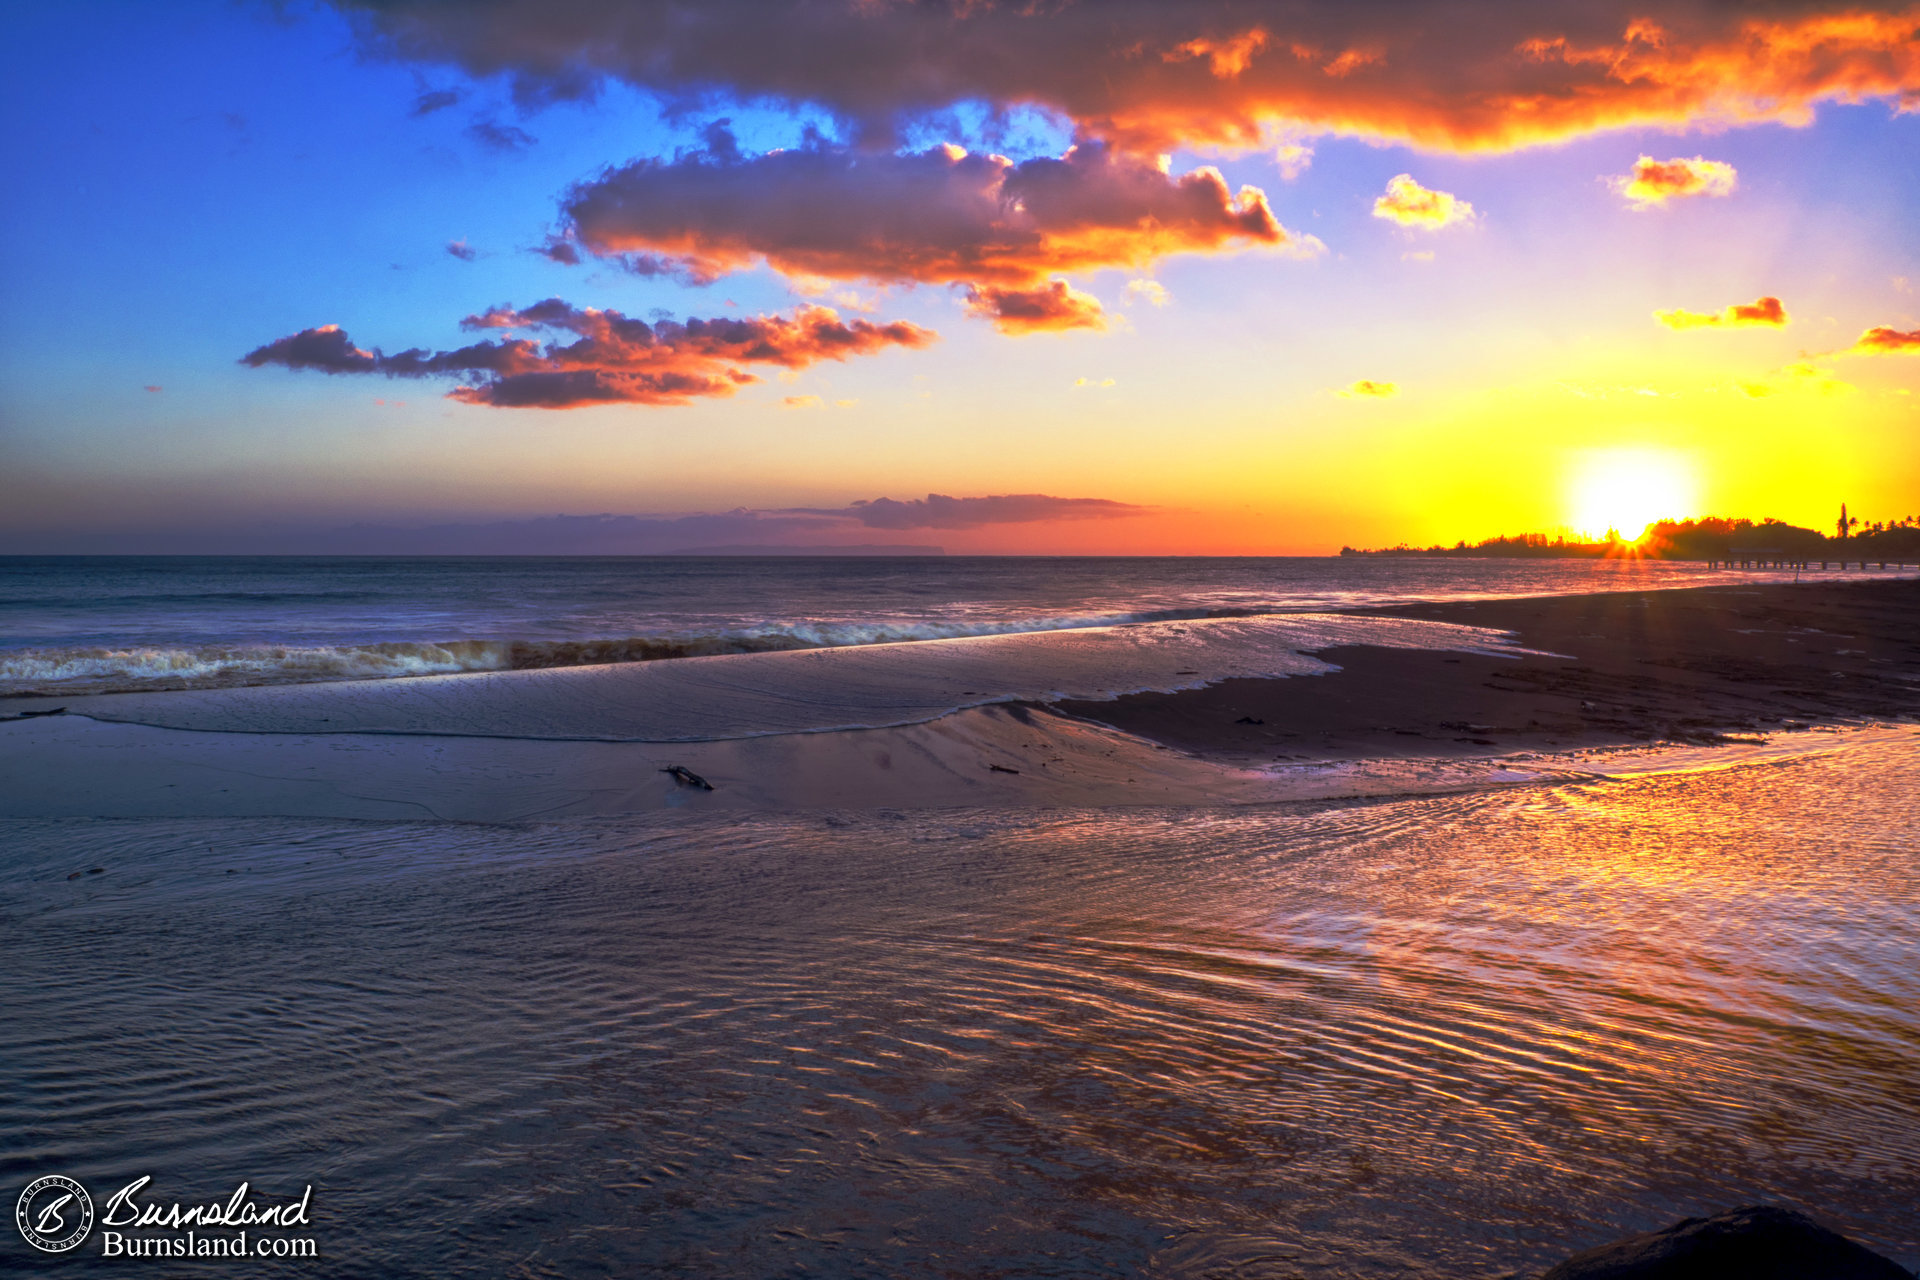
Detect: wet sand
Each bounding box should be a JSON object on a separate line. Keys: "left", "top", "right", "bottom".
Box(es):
{"left": 1058, "top": 578, "right": 1920, "bottom": 762}
{"left": 3, "top": 578, "right": 1915, "bottom": 820}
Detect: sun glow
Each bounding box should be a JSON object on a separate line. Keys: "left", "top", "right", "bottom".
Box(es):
{"left": 1570, "top": 449, "right": 1696, "bottom": 541}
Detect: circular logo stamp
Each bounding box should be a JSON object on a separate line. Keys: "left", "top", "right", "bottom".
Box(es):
{"left": 16, "top": 1176, "right": 94, "bottom": 1253}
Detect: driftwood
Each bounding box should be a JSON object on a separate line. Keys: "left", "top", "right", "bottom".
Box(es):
{"left": 660, "top": 764, "right": 714, "bottom": 791}
{"left": 987, "top": 764, "right": 1020, "bottom": 775}
{"left": 1, "top": 707, "right": 68, "bottom": 722}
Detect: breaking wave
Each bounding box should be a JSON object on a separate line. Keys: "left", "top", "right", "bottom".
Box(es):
{"left": 0, "top": 607, "right": 1265, "bottom": 697}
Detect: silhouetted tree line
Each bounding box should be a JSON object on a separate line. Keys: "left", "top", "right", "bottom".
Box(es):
{"left": 1341, "top": 513, "right": 1920, "bottom": 559}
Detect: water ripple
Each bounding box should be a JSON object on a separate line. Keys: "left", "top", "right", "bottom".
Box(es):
{"left": 2, "top": 739, "right": 1916, "bottom": 1277}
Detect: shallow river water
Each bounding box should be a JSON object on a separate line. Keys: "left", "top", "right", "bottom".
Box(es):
{"left": 4, "top": 735, "right": 1917, "bottom": 1277}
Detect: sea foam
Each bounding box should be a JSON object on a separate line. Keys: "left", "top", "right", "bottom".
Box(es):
{"left": 45, "top": 614, "right": 1539, "bottom": 742}
{"left": 0, "top": 608, "right": 1264, "bottom": 697}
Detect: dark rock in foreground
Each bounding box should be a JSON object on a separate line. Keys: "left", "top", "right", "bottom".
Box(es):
{"left": 1542, "top": 1206, "right": 1914, "bottom": 1280}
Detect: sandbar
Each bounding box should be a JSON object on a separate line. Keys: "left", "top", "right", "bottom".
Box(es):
{"left": 1059, "top": 578, "right": 1920, "bottom": 761}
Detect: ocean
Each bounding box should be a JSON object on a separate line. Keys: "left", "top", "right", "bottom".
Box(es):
{"left": 2, "top": 555, "right": 1916, "bottom": 1277}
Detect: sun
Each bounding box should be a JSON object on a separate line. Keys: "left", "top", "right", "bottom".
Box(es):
{"left": 1569, "top": 449, "right": 1696, "bottom": 541}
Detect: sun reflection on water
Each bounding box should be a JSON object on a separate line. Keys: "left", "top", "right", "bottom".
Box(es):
{"left": 2, "top": 733, "right": 1916, "bottom": 1276}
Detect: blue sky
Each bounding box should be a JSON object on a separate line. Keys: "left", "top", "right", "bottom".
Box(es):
{"left": 2, "top": 1, "right": 1915, "bottom": 552}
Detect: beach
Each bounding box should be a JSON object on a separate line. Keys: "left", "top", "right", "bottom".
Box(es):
{"left": 3, "top": 577, "right": 1915, "bottom": 819}
{"left": 3, "top": 570, "right": 1918, "bottom": 1277}
{"left": 14, "top": 2, "right": 1920, "bottom": 1272}
{"left": 1063, "top": 578, "right": 1920, "bottom": 764}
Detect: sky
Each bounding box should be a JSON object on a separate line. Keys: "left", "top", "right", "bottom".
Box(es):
{"left": 1, "top": 0, "right": 1917, "bottom": 555}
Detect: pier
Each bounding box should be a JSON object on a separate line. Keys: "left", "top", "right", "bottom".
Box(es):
{"left": 1709, "top": 547, "right": 1914, "bottom": 570}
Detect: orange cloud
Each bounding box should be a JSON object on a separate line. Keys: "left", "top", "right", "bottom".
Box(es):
{"left": 1321, "top": 47, "right": 1384, "bottom": 78}
{"left": 344, "top": 5, "right": 1920, "bottom": 153}
{"left": 1843, "top": 325, "right": 1920, "bottom": 354}
{"left": 1338, "top": 379, "right": 1399, "bottom": 398}
{"left": 1124, "top": 279, "right": 1170, "bottom": 307}
{"left": 1655, "top": 295, "right": 1789, "bottom": 329}
{"left": 1615, "top": 155, "right": 1738, "bottom": 208}
{"left": 243, "top": 302, "right": 935, "bottom": 408}
{"left": 565, "top": 135, "right": 1296, "bottom": 296}
{"left": 1371, "top": 175, "right": 1475, "bottom": 229}
{"left": 1740, "top": 358, "right": 1855, "bottom": 396}
{"left": 965, "top": 280, "right": 1107, "bottom": 335}
{"left": 1274, "top": 140, "right": 1313, "bottom": 179}
{"left": 1164, "top": 30, "right": 1270, "bottom": 79}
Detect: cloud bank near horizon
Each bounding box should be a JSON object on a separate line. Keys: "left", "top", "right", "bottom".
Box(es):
{"left": 354, "top": 490, "right": 1150, "bottom": 552}
{"left": 1, "top": 495, "right": 1151, "bottom": 556}
{"left": 816, "top": 493, "right": 1148, "bottom": 530}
